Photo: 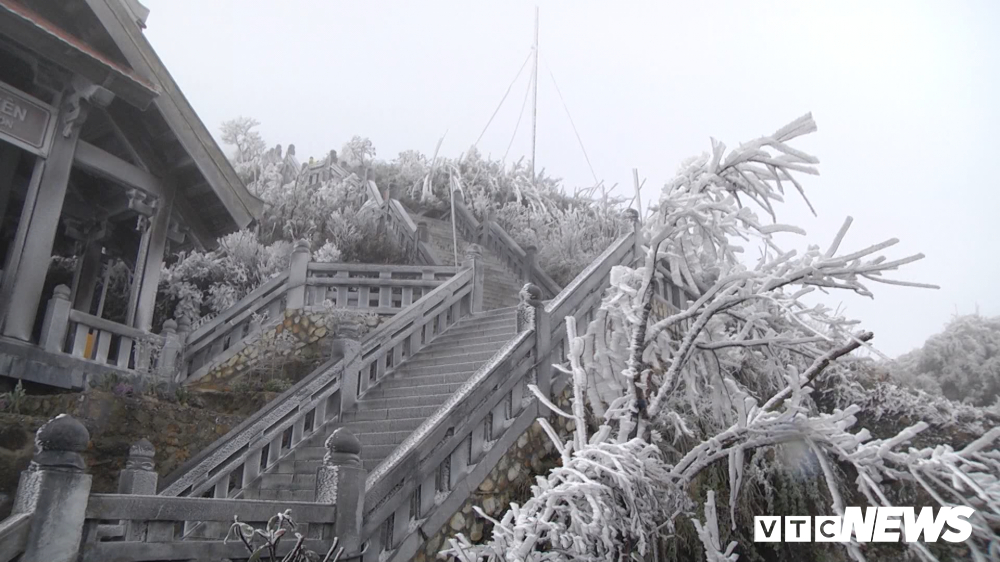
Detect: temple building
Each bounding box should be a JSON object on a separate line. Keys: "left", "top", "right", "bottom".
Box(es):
{"left": 0, "top": 0, "right": 262, "bottom": 387}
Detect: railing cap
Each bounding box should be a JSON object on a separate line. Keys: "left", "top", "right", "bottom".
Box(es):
{"left": 519, "top": 283, "right": 543, "bottom": 306}
{"left": 52, "top": 284, "right": 71, "bottom": 300}
{"left": 161, "top": 319, "right": 177, "bottom": 334}
{"left": 293, "top": 239, "right": 311, "bottom": 253}
{"left": 623, "top": 208, "right": 640, "bottom": 222}
{"left": 126, "top": 438, "right": 156, "bottom": 471}
{"left": 325, "top": 428, "right": 362, "bottom": 456}
{"left": 34, "top": 414, "right": 90, "bottom": 471}
{"left": 464, "top": 243, "right": 483, "bottom": 260}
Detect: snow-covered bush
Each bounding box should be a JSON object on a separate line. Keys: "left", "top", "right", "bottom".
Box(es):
{"left": 446, "top": 115, "right": 1000, "bottom": 562}
{"left": 889, "top": 314, "right": 1000, "bottom": 405}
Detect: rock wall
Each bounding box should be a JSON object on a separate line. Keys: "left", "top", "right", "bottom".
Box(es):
{"left": 0, "top": 391, "right": 262, "bottom": 517}
{"left": 412, "top": 385, "right": 577, "bottom": 561}
{"left": 192, "top": 309, "right": 381, "bottom": 389}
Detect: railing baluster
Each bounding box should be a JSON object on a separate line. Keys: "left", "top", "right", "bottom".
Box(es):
{"left": 95, "top": 330, "right": 112, "bottom": 364}
{"left": 72, "top": 324, "right": 89, "bottom": 358}
{"left": 116, "top": 337, "right": 132, "bottom": 368}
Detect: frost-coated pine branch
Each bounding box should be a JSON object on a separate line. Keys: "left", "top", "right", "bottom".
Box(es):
{"left": 443, "top": 115, "right": 997, "bottom": 562}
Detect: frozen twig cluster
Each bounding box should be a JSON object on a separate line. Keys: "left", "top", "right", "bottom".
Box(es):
{"left": 444, "top": 115, "right": 999, "bottom": 561}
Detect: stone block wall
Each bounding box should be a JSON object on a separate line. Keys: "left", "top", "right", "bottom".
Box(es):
{"left": 192, "top": 309, "right": 382, "bottom": 389}
{"left": 411, "top": 385, "right": 577, "bottom": 561}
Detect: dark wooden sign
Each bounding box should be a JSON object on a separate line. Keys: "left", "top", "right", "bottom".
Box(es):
{"left": 0, "top": 80, "right": 55, "bottom": 157}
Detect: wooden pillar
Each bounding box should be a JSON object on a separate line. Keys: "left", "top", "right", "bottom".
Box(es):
{"left": 132, "top": 191, "right": 174, "bottom": 331}
{"left": 1, "top": 91, "right": 89, "bottom": 341}
{"left": 0, "top": 143, "right": 20, "bottom": 232}
{"left": 72, "top": 238, "right": 103, "bottom": 312}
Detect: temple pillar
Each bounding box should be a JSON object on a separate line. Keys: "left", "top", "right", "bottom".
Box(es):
{"left": 72, "top": 238, "right": 103, "bottom": 313}
{"left": 0, "top": 143, "right": 20, "bottom": 232}
{"left": 131, "top": 189, "right": 173, "bottom": 331}
{"left": 2, "top": 89, "right": 89, "bottom": 341}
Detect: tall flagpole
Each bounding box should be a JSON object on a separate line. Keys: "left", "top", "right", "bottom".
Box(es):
{"left": 529, "top": 6, "right": 539, "bottom": 185}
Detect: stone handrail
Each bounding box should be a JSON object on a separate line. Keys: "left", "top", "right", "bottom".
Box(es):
{"left": 455, "top": 197, "right": 561, "bottom": 298}
{"left": 386, "top": 199, "right": 440, "bottom": 266}
{"left": 158, "top": 351, "right": 351, "bottom": 498}
{"left": 63, "top": 308, "right": 168, "bottom": 372}
{"left": 79, "top": 495, "right": 339, "bottom": 562}
{"left": 180, "top": 271, "right": 290, "bottom": 382}
{"left": 341, "top": 267, "right": 476, "bottom": 407}
{"left": 159, "top": 266, "right": 478, "bottom": 500}
{"left": 360, "top": 331, "right": 536, "bottom": 558}
{"left": 305, "top": 263, "right": 461, "bottom": 314}
{"left": 0, "top": 511, "right": 31, "bottom": 562}
{"left": 357, "top": 217, "right": 643, "bottom": 561}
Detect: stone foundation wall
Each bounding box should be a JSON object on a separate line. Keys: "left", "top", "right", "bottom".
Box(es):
{"left": 412, "top": 385, "right": 577, "bottom": 561}
{"left": 192, "top": 309, "right": 382, "bottom": 389}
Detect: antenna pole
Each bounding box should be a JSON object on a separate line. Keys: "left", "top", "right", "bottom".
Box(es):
{"left": 529, "top": 6, "right": 539, "bottom": 184}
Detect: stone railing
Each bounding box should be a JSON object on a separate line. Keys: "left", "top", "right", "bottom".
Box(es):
{"left": 305, "top": 263, "right": 461, "bottom": 314}
{"left": 386, "top": 198, "right": 440, "bottom": 266}
{"left": 37, "top": 285, "right": 181, "bottom": 380}
{"left": 158, "top": 252, "right": 484, "bottom": 503}
{"left": 453, "top": 196, "right": 562, "bottom": 298}
{"left": 0, "top": 415, "right": 365, "bottom": 562}
{"left": 356, "top": 210, "right": 644, "bottom": 562}
{"left": 180, "top": 271, "right": 291, "bottom": 383}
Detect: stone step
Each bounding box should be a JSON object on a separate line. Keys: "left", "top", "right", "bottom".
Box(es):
{"left": 377, "top": 370, "right": 480, "bottom": 388}
{"left": 341, "top": 405, "right": 440, "bottom": 423}
{"left": 408, "top": 340, "right": 503, "bottom": 357}
{"left": 385, "top": 360, "right": 487, "bottom": 378}
{"left": 426, "top": 332, "right": 514, "bottom": 348}
{"left": 362, "top": 381, "right": 467, "bottom": 399}
{"left": 354, "top": 430, "right": 418, "bottom": 445}
{"left": 340, "top": 416, "right": 429, "bottom": 434}
{"left": 355, "top": 392, "right": 453, "bottom": 410}
{"left": 434, "top": 326, "right": 515, "bottom": 340}
{"left": 453, "top": 317, "right": 516, "bottom": 330}
{"left": 258, "top": 490, "right": 316, "bottom": 502}
{"left": 401, "top": 349, "right": 499, "bottom": 368}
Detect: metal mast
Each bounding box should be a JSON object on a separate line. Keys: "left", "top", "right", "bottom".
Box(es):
{"left": 529, "top": 6, "right": 539, "bottom": 184}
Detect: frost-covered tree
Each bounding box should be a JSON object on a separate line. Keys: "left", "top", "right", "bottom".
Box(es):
{"left": 221, "top": 117, "right": 267, "bottom": 185}
{"left": 892, "top": 314, "right": 1000, "bottom": 405}
{"left": 447, "top": 115, "right": 1000, "bottom": 562}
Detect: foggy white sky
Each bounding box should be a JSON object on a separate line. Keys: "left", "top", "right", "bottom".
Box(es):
{"left": 141, "top": 0, "right": 999, "bottom": 358}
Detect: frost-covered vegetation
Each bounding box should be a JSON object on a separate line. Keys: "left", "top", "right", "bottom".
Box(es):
{"left": 887, "top": 314, "right": 1000, "bottom": 406}
{"left": 446, "top": 115, "right": 1000, "bottom": 562}
{"left": 368, "top": 147, "right": 627, "bottom": 286}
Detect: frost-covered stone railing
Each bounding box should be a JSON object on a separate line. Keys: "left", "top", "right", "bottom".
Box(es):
{"left": 180, "top": 270, "right": 291, "bottom": 383}
{"left": 179, "top": 243, "right": 464, "bottom": 385}
{"left": 159, "top": 256, "right": 483, "bottom": 504}
{"left": 0, "top": 414, "right": 364, "bottom": 562}
{"left": 0, "top": 511, "right": 30, "bottom": 562}
{"left": 453, "top": 196, "right": 562, "bottom": 298}
{"left": 37, "top": 284, "right": 179, "bottom": 380}
{"left": 305, "top": 263, "right": 461, "bottom": 314}
{"left": 386, "top": 197, "right": 441, "bottom": 266}
{"left": 356, "top": 211, "right": 643, "bottom": 562}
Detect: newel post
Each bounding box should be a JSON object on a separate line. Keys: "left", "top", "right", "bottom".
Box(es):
{"left": 13, "top": 415, "right": 92, "bottom": 562}
{"left": 479, "top": 211, "right": 493, "bottom": 246}
{"left": 336, "top": 339, "right": 363, "bottom": 414}
{"left": 316, "top": 428, "right": 366, "bottom": 553}
{"left": 117, "top": 439, "right": 157, "bottom": 541}
{"left": 286, "top": 239, "right": 311, "bottom": 311}
{"left": 518, "top": 283, "right": 551, "bottom": 397}
{"left": 158, "top": 319, "right": 181, "bottom": 381}
{"left": 39, "top": 285, "right": 72, "bottom": 352}
{"left": 463, "top": 244, "right": 485, "bottom": 314}
{"left": 523, "top": 245, "right": 538, "bottom": 283}
{"left": 624, "top": 208, "right": 642, "bottom": 265}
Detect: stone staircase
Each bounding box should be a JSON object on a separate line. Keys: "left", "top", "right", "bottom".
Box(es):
{"left": 415, "top": 212, "right": 523, "bottom": 311}
{"left": 242, "top": 213, "right": 524, "bottom": 501}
